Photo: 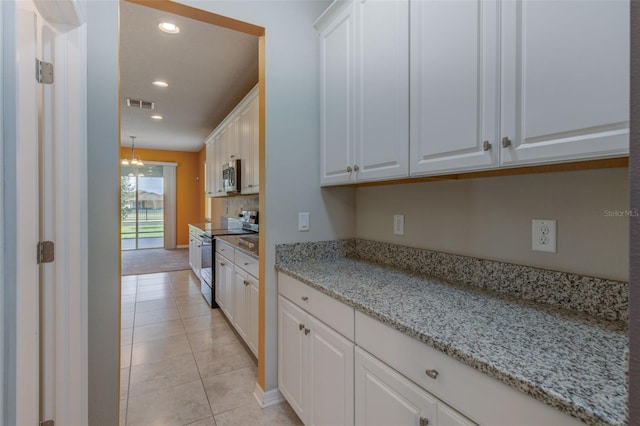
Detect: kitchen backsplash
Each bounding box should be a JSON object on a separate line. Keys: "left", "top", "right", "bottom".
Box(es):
{"left": 222, "top": 194, "right": 259, "bottom": 218}
{"left": 275, "top": 239, "right": 628, "bottom": 323}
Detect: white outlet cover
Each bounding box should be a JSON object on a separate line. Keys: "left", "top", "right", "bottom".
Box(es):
{"left": 532, "top": 219, "right": 557, "bottom": 253}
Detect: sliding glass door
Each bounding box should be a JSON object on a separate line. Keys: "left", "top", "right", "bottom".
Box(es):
{"left": 121, "top": 165, "right": 165, "bottom": 250}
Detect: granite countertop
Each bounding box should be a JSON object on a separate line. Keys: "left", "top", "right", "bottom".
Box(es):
{"left": 216, "top": 235, "right": 259, "bottom": 258}
{"left": 276, "top": 256, "right": 628, "bottom": 425}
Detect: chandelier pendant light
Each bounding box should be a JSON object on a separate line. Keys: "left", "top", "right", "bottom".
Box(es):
{"left": 121, "top": 136, "right": 145, "bottom": 177}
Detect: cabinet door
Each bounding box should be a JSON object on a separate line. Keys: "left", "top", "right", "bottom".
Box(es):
{"left": 214, "top": 254, "right": 226, "bottom": 310}
{"left": 500, "top": 0, "right": 629, "bottom": 166}
{"left": 438, "top": 403, "right": 476, "bottom": 426}
{"left": 318, "top": 0, "right": 356, "bottom": 186}
{"left": 410, "top": 0, "right": 499, "bottom": 176}
{"left": 205, "top": 141, "right": 214, "bottom": 197}
{"left": 227, "top": 115, "right": 241, "bottom": 160}
{"left": 247, "top": 274, "right": 259, "bottom": 357}
{"left": 233, "top": 268, "right": 249, "bottom": 342}
{"left": 355, "top": 348, "right": 437, "bottom": 426}
{"left": 355, "top": 0, "right": 408, "bottom": 182}
{"left": 193, "top": 239, "right": 202, "bottom": 278}
{"left": 223, "top": 258, "right": 234, "bottom": 321}
{"left": 239, "top": 94, "right": 259, "bottom": 193}
{"left": 189, "top": 237, "right": 194, "bottom": 269}
{"left": 212, "top": 134, "right": 225, "bottom": 197}
{"left": 307, "top": 315, "right": 354, "bottom": 426}
{"left": 278, "top": 296, "right": 308, "bottom": 422}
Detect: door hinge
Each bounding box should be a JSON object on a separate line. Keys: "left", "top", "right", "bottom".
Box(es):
{"left": 40, "top": 420, "right": 54, "bottom": 426}
{"left": 36, "top": 58, "right": 54, "bottom": 84}
{"left": 37, "top": 241, "right": 55, "bottom": 264}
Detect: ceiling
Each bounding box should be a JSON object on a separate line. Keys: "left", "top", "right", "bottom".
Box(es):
{"left": 119, "top": 1, "right": 259, "bottom": 152}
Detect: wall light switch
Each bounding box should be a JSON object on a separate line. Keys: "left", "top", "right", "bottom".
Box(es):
{"left": 393, "top": 214, "right": 404, "bottom": 235}
{"left": 298, "top": 212, "right": 310, "bottom": 231}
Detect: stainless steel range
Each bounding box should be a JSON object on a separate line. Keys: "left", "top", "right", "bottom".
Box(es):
{"left": 200, "top": 210, "right": 259, "bottom": 308}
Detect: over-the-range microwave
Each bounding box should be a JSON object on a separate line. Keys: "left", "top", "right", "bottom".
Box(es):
{"left": 222, "top": 159, "right": 241, "bottom": 194}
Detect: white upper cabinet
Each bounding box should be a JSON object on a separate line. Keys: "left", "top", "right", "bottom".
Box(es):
{"left": 240, "top": 91, "right": 259, "bottom": 194}
{"left": 410, "top": 0, "right": 499, "bottom": 175}
{"left": 410, "top": 0, "right": 629, "bottom": 176}
{"left": 500, "top": 0, "right": 629, "bottom": 166}
{"left": 317, "top": 0, "right": 409, "bottom": 186}
{"left": 204, "top": 85, "right": 259, "bottom": 197}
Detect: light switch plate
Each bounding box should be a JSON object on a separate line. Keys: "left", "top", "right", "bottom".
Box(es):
{"left": 298, "top": 212, "right": 309, "bottom": 231}
{"left": 393, "top": 214, "right": 404, "bottom": 235}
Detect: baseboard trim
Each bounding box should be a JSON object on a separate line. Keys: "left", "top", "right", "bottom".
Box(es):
{"left": 176, "top": 244, "right": 188, "bottom": 249}
{"left": 253, "top": 383, "right": 284, "bottom": 408}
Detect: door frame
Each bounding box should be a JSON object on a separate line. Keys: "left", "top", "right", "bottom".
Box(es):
{"left": 2, "top": 0, "right": 88, "bottom": 424}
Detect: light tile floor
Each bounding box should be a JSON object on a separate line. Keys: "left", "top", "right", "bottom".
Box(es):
{"left": 121, "top": 270, "right": 301, "bottom": 426}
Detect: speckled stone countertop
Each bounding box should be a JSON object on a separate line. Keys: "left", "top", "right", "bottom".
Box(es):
{"left": 275, "top": 241, "right": 628, "bottom": 425}
{"left": 216, "top": 235, "right": 259, "bottom": 258}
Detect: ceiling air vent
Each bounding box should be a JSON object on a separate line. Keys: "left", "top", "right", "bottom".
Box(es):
{"left": 126, "top": 98, "right": 155, "bottom": 110}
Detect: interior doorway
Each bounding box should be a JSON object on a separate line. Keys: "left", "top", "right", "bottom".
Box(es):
{"left": 121, "top": 164, "right": 165, "bottom": 250}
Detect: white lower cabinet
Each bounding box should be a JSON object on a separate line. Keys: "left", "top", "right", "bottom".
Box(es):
{"left": 214, "top": 252, "right": 234, "bottom": 321}
{"left": 355, "top": 348, "right": 474, "bottom": 426}
{"left": 278, "top": 295, "right": 355, "bottom": 425}
{"left": 233, "top": 266, "right": 259, "bottom": 357}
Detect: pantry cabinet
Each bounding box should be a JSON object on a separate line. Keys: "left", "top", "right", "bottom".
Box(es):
{"left": 355, "top": 348, "right": 476, "bottom": 426}
{"left": 278, "top": 295, "right": 354, "bottom": 425}
{"left": 316, "top": 0, "right": 409, "bottom": 186}
{"left": 204, "top": 85, "right": 259, "bottom": 197}
{"left": 410, "top": 0, "right": 628, "bottom": 176}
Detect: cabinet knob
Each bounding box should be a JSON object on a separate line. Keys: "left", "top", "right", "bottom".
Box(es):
{"left": 248, "top": 184, "right": 253, "bottom": 188}
{"left": 354, "top": 164, "right": 360, "bottom": 172}
{"left": 299, "top": 324, "right": 305, "bottom": 331}
{"left": 243, "top": 280, "right": 250, "bottom": 286}
{"left": 244, "top": 262, "right": 250, "bottom": 266}
{"left": 220, "top": 263, "right": 226, "bottom": 267}
{"left": 425, "top": 369, "right": 439, "bottom": 380}
{"left": 301, "top": 296, "right": 309, "bottom": 302}
{"left": 304, "top": 328, "right": 310, "bottom": 335}
{"left": 482, "top": 140, "right": 492, "bottom": 151}
{"left": 501, "top": 136, "right": 512, "bottom": 148}
{"left": 419, "top": 417, "right": 430, "bottom": 426}
{"left": 346, "top": 166, "right": 352, "bottom": 173}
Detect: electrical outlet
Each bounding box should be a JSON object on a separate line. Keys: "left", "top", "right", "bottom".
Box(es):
{"left": 298, "top": 212, "right": 309, "bottom": 231}
{"left": 532, "top": 219, "right": 557, "bottom": 253}
{"left": 393, "top": 214, "right": 404, "bottom": 235}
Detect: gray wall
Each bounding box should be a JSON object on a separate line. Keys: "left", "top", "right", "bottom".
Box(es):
{"left": 356, "top": 167, "right": 629, "bottom": 281}
{"left": 629, "top": 0, "right": 639, "bottom": 422}
{"left": 177, "top": 0, "right": 355, "bottom": 391}
{"left": 87, "top": 2, "right": 120, "bottom": 425}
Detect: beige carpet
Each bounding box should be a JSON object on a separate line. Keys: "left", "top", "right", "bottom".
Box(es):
{"left": 121, "top": 248, "right": 190, "bottom": 276}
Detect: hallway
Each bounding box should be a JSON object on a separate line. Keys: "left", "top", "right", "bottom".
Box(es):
{"left": 120, "top": 270, "right": 300, "bottom": 426}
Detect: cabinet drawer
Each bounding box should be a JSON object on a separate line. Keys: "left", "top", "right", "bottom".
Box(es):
{"left": 278, "top": 273, "right": 354, "bottom": 341}
{"left": 235, "top": 250, "right": 258, "bottom": 278}
{"left": 355, "top": 312, "right": 581, "bottom": 426}
{"left": 216, "top": 240, "right": 235, "bottom": 262}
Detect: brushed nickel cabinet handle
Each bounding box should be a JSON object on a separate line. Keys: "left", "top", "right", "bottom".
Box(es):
{"left": 354, "top": 164, "right": 359, "bottom": 172}
{"left": 419, "top": 417, "right": 430, "bottom": 426}
{"left": 244, "top": 262, "right": 250, "bottom": 266}
{"left": 304, "top": 328, "right": 310, "bottom": 335}
{"left": 425, "top": 369, "right": 439, "bottom": 380}
{"left": 502, "top": 136, "right": 512, "bottom": 148}
{"left": 299, "top": 324, "right": 305, "bottom": 331}
{"left": 483, "top": 140, "right": 492, "bottom": 151}
{"left": 346, "top": 166, "right": 352, "bottom": 173}
{"left": 301, "top": 296, "right": 309, "bottom": 302}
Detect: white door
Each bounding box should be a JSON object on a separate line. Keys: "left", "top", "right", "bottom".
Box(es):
{"left": 215, "top": 253, "right": 226, "bottom": 310}
{"left": 500, "top": 0, "right": 629, "bottom": 166}
{"left": 410, "top": 0, "right": 499, "bottom": 176}
{"left": 355, "top": 0, "right": 409, "bottom": 182}
{"left": 307, "top": 314, "right": 355, "bottom": 426}
{"left": 10, "top": 0, "right": 87, "bottom": 424}
{"left": 319, "top": 0, "right": 356, "bottom": 185}
{"left": 223, "top": 257, "right": 235, "bottom": 320}
{"left": 278, "top": 296, "right": 308, "bottom": 421}
{"left": 355, "top": 348, "right": 437, "bottom": 426}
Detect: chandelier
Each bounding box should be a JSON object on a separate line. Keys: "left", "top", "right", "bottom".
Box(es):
{"left": 121, "top": 136, "right": 144, "bottom": 167}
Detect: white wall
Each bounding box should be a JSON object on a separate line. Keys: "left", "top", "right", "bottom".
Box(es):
{"left": 356, "top": 167, "right": 629, "bottom": 281}
{"left": 86, "top": 2, "right": 120, "bottom": 425}
{"left": 178, "top": 0, "right": 355, "bottom": 392}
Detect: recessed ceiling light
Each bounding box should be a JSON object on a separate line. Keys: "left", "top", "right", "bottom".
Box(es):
{"left": 159, "top": 22, "right": 179, "bottom": 34}
{"left": 151, "top": 115, "right": 163, "bottom": 120}
{"left": 152, "top": 80, "right": 168, "bottom": 88}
